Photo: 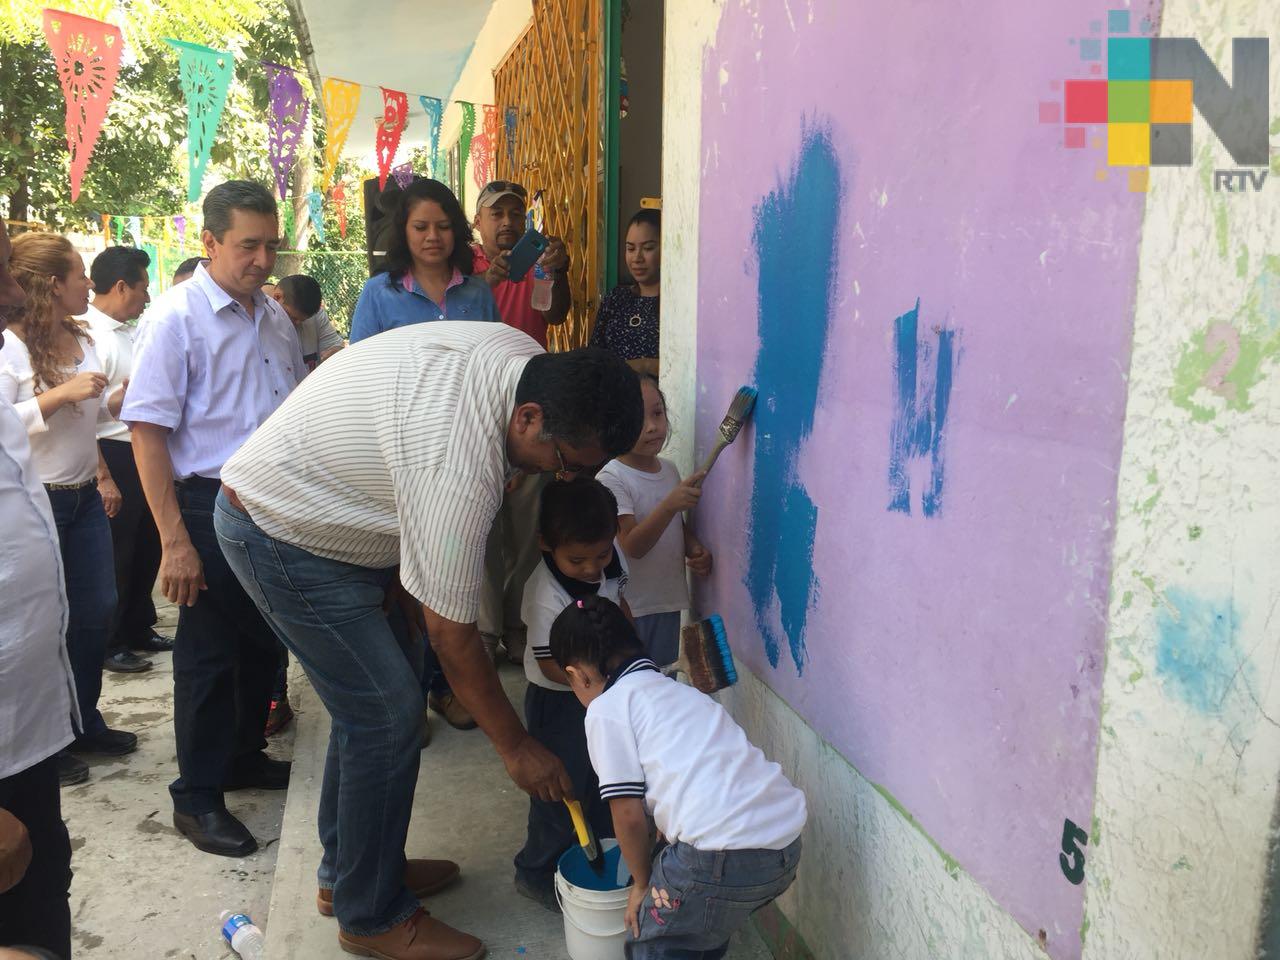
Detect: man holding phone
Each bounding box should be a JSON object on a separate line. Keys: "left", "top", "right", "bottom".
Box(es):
{"left": 472, "top": 180, "right": 571, "bottom": 348}
{"left": 471, "top": 181, "right": 572, "bottom": 672}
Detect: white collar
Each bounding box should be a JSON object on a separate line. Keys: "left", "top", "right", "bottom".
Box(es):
{"left": 80, "top": 302, "right": 125, "bottom": 331}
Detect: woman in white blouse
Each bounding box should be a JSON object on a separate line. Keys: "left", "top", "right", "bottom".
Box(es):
{"left": 0, "top": 232, "right": 137, "bottom": 775}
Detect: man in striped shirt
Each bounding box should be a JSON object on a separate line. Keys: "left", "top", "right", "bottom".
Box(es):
{"left": 216, "top": 322, "right": 642, "bottom": 960}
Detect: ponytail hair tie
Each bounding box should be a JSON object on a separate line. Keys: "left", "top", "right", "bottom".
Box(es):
{"left": 576, "top": 600, "right": 584, "bottom": 608}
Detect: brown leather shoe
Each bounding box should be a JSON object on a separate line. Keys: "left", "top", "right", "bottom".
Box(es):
{"left": 338, "top": 908, "right": 484, "bottom": 960}
{"left": 319, "top": 859, "right": 461, "bottom": 916}
{"left": 427, "top": 692, "right": 477, "bottom": 731}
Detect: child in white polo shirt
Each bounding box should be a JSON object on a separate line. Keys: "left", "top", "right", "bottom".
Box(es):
{"left": 514, "top": 478, "right": 632, "bottom": 912}
{"left": 550, "top": 596, "right": 806, "bottom": 958}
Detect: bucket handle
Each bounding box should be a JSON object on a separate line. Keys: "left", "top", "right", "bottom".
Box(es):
{"left": 555, "top": 881, "right": 629, "bottom": 939}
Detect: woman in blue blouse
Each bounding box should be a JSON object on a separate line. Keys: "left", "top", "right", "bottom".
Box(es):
{"left": 348, "top": 179, "right": 500, "bottom": 343}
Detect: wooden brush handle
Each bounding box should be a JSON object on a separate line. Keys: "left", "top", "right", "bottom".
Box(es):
{"left": 693, "top": 440, "right": 730, "bottom": 487}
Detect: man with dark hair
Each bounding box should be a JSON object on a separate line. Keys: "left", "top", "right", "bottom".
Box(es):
{"left": 269, "top": 274, "right": 344, "bottom": 371}
{"left": 81, "top": 246, "right": 174, "bottom": 676}
{"left": 171, "top": 256, "right": 206, "bottom": 285}
{"left": 0, "top": 218, "right": 77, "bottom": 959}
{"left": 472, "top": 180, "right": 573, "bottom": 672}
{"left": 215, "top": 323, "right": 642, "bottom": 960}
{"left": 123, "top": 180, "right": 306, "bottom": 858}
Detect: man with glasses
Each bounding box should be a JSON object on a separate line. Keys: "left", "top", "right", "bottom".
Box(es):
{"left": 472, "top": 180, "right": 572, "bottom": 672}
{"left": 215, "top": 322, "right": 642, "bottom": 960}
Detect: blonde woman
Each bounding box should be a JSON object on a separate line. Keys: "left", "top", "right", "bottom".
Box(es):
{"left": 0, "top": 232, "right": 136, "bottom": 783}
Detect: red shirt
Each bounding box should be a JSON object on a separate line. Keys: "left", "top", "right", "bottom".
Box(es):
{"left": 471, "top": 244, "right": 546, "bottom": 347}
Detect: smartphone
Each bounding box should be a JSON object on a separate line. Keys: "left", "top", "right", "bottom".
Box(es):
{"left": 504, "top": 227, "right": 548, "bottom": 283}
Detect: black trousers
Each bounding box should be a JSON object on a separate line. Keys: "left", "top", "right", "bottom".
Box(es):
{"left": 169, "top": 479, "right": 280, "bottom": 815}
{"left": 100, "top": 438, "right": 161, "bottom": 654}
{"left": 514, "top": 684, "right": 614, "bottom": 884}
{"left": 0, "top": 754, "right": 72, "bottom": 959}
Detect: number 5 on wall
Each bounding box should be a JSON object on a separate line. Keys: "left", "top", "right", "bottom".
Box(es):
{"left": 1059, "top": 818, "right": 1089, "bottom": 885}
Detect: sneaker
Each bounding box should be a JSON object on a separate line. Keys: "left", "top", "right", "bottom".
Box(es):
{"left": 264, "top": 696, "right": 294, "bottom": 737}
{"left": 513, "top": 873, "right": 561, "bottom": 914}
{"left": 104, "top": 650, "right": 153, "bottom": 673}
{"left": 70, "top": 728, "right": 138, "bottom": 756}
{"left": 56, "top": 750, "right": 89, "bottom": 787}
{"left": 428, "top": 692, "right": 477, "bottom": 731}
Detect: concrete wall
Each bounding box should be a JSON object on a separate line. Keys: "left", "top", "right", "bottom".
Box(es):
{"left": 662, "top": 1, "right": 1280, "bottom": 958}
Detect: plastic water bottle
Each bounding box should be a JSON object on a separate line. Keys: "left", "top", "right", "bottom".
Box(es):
{"left": 530, "top": 262, "right": 554, "bottom": 311}
{"left": 219, "top": 910, "right": 265, "bottom": 960}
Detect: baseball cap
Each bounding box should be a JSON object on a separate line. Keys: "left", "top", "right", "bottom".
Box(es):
{"left": 476, "top": 180, "right": 529, "bottom": 208}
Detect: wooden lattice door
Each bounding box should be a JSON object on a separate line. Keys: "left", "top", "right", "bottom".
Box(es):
{"left": 494, "top": 0, "right": 605, "bottom": 351}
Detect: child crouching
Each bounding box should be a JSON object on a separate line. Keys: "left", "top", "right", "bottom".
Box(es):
{"left": 550, "top": 596, "right": 806, "bottom": 958}
{"left": 513, "top": 478, "right": 632, "bottom": 911}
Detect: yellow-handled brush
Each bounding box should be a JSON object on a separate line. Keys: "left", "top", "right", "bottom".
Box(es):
{"left": 565, "top": 799, "right": 606, "bottom": 874}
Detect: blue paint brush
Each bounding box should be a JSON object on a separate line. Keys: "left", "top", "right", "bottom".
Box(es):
{"left": 695, "top": 386, "right": 758, "bottom": 484}
{"left": 672, "top": 614, "right": 738, "bottom": 693}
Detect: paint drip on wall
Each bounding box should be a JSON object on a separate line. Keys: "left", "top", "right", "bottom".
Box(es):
{"left": 1155, "top": 586, "right": 1255, "bottom": 726}
{"left": 743, "top": 122, "right": 841, "bottom": 676}
{"left": 887, "top": 300, "right": 957, "bottom": 516}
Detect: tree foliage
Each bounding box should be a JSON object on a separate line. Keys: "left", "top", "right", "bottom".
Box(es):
{"left": 0, "top": 0, "right": 375, "bottom": 233}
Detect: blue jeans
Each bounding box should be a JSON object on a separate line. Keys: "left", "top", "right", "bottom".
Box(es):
{"left": 628, "top": 838, "right": 802, "bottom": 960}
{"left": 214, "top": 492, "right": 424, "bottom": 937}
{"left": 46, "top": 484, "right": 116, "bottom": 737}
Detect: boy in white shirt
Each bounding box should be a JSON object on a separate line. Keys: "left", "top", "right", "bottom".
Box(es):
{"left": 550, "top": 596, "right": 806, "bottom": 958}
{"left": 515, "top": 478, "right": 632, "bottom": 912}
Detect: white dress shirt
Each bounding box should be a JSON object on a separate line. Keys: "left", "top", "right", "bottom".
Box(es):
{"left": 123, "top": 264, "right": 305, "bottom": 479}
{"left": 0, "top": 333, "right": 112, "bottom": 484}
{"left": 222, "top": 323, "right": 539, "bottom": 624}
{"left": 0, "top": 396, "right": 77, "bottom": 779}
{"left": 81, "top": 302, "right": 135, "bottom": 442}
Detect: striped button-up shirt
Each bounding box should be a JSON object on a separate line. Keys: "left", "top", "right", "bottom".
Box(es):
{"left": 122, "top": 264, "right": 305, "bottom": 479}
{"left": 221, "top": 323, "right": 541, "bottom": 623}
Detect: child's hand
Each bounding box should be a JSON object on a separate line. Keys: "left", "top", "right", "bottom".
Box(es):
{"left": 685, "top": 542, "right": 713, "bottom": 577}
{"left": 663, "top": 473, "right": 706, "bottom": 513}
{"left": 625, "top": 882, "right": 647, "bottom": 937}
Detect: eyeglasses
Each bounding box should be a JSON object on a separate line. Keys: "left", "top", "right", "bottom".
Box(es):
{"left": 551, "top": 441, "right": 592, "bottom": 481}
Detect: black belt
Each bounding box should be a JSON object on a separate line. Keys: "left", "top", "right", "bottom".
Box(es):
{"left": 176, "top": 475, "right": 221, "bottom": 492}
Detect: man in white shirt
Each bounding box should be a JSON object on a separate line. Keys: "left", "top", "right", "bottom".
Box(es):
{"left": 265, "top": 275, "right": 344, "bottom": 372}
{"left": 215, "top": 324, "right": 643, "bottom": 960}
{"left": 0, "top": 219, "right": 77, "bottom": 959}
{"left": 123, "top": 181, "right": 306, "bottom": 859}
{"left": 83, "top": 246, "right": 175, "bottom": 676}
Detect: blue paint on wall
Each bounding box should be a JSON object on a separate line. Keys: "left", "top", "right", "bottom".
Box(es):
{"left": 743, "top": 122, "right": 841, "bottom": 675}
{"left": 1155, "top": 587, "right": 1250, "bottom": 714}
{"left": 887, "top": 300, "right": 957, "bottom": 517}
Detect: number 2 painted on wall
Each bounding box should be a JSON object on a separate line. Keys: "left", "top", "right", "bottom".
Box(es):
{"left": 1059, "top": 818, "right": 1089, "bottom": 885}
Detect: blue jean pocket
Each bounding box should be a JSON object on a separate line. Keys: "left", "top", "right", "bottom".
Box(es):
{"left": 218, "top": 535, "right": 273, "bottom": 615}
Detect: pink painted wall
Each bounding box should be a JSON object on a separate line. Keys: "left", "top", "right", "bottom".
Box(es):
{"left": 692, "top": 2, "right": 1149, "bottom": 954}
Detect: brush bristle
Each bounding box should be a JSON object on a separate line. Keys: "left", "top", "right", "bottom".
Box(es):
{"left": 683, "top": 615, "right": 737, "bottom": 693}
{"left": 728, "top": 386, "right": 758, "bottom": 421}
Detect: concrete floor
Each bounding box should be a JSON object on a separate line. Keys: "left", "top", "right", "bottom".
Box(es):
{"left": 69, "top": 596, "right": 770, "bottom": 960}
{"left": 62, "top": 597, "right": 290, "bottom": 959}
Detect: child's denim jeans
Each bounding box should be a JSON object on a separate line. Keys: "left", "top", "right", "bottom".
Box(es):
{"left": 627, "top": 837, "right": 802, "bottom": 959}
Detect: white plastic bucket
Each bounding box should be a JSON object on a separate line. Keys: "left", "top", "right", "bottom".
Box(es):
{"left": 555, "top": 838, "right": 631, "bottom": 960}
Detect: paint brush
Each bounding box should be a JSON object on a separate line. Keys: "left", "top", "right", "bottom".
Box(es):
{"left": 669, "top": 614, "right": 738, "bottom": 694}
{"left": 694, "top": 386, "right": 758, "bottom": 485}
{"left": 564, "top": 799, "right": 606, "bottom": 874}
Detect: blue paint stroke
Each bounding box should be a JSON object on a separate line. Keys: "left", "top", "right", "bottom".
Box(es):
{"left": 887, "top": 301, "right": 957, "bottom": 517}
{"left": 1155, "top": 587, "right": 1252, "bottom": 715}
{"left": 743, "top": 122, "right": 841, "bottom": 675}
